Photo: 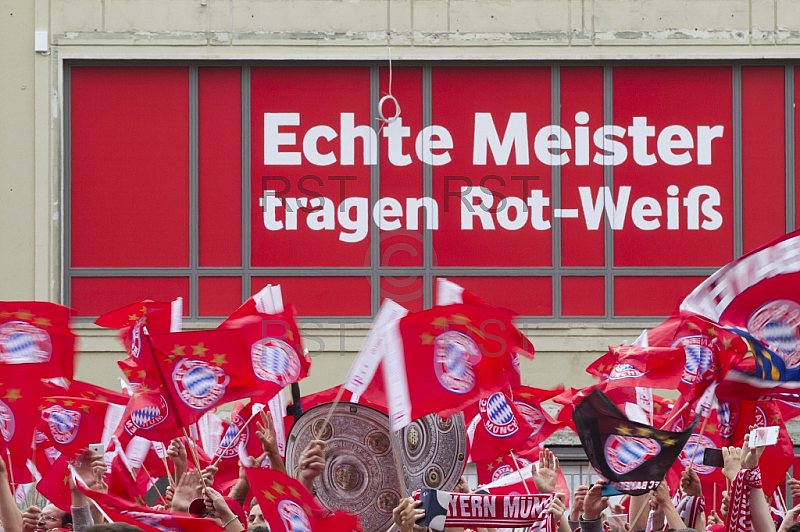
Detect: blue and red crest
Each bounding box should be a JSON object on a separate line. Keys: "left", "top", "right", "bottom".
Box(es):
{"left": 608, "top": 363, "right": 646, "bottom": 381}
{"left": 480, "top": 393, "right": 518, "bottom": 438}
{"left": 748, "top": 299, "right": 800, "bottom": 368}
{"left": 433, "top": 331, "right": 479, "bottom": 394}
{"left": 277, "top": 500, "right": 311, "bottom": 532}
{"left": 124, "top": 394, "right": 169, "bottom": 434}
{"left": 173, "top": 359, "right": 230, "bottom": 410}
{"left": 603, "top": 435, "right": 661, "bottom": 475}
{"left": 216, "top": 412, "right": 249, "bottom": 459}
{"left": 673, "top": 335, "right": 714, "bottom": 385}
{"left": 0, "top": 399, "right": 14, "bottom": 442}
{"left": 717, "top": 401, "right": 740, "bottom": 438}
{"left": 41, "top": 404, "right": 81, "bottom": 445}
{"left": 0, "top": 321, "right": 52, "bottom": 364}
{"left": 514, "top": 402, "right": 545, "bottom": 435}
{"left": 678, "top": 434, "right": 715, "bottom": 475}
{"left": 251, "top": 338, "right": 301, "bottom": 387}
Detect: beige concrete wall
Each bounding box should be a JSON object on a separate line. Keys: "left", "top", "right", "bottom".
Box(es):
{"left": 4, "top": 0, "right": 800, "bottom": 395}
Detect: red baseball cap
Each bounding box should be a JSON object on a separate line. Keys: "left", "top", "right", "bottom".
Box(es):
{"left": 188, "top": 496, "right": 246, "bottom": 526}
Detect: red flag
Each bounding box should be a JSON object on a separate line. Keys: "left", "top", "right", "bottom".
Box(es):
{"left": 730, "top": 401, "right": 792, "bottom": 495}
{"left": 512, "top": 386, "right": 567, "bottom": 447}
{"left": 361, "top": 303, "right": 533, "bottom": 429}
{"left": 148, "top": 314, "right": 309, "bottom": 429}
{"left": 35, "top": 454, "right": 72, "bottom": 512}
{"left": 78, "top": 483, "right": 225, "bottom": 532}
{"left": 663, "top": 404, "right": 727, "bottom": 485}
{"left": 476, "top": 443, "right": 570, "bottom": 500}
{"left": 245, "top": 467, "right": 362, "bottom": 532}
{"left": 0, "top": 301, "right": 76, "bottom": 380}
{"left": 0, "top": 365, "right": 44, "bottom": 484}
{"left": 467, "top": 390, "right": 534, "bottom": 463}
{"left": 588, "top": 345, "right": 686, "bottom": 390}
{"left": 211, "top": 402, "right": 266, "bottom": 490}
{"left": 116, "top": 380, "right": 183, "bottom": 443}
{"left": 37, "top": 396, "right": 125, "bottom": 458}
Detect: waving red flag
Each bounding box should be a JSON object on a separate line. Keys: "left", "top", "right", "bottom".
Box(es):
{"left": 246, "top": 467, "right": 362, "bottom": 532}
{"left": 0, "top": 365, "right": 43, "bottom": 484}
{"left": 467, "top": 390, "right": 534, "bottom": 463}
{"left": 588, "top": 345, "right": 686, "bottom": 391}
{"left": 37, "top": 396, "right": 125, "bottom": 458}
{"left": 512, "top": 386, "right": 567, "bottom": 447}
{"left": 0, "top": 301, "right": 76, "bottom": 379}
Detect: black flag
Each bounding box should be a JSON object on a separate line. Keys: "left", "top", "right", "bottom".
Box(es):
{"left": 573, "top": 389, "right": 699, "bottom": 495}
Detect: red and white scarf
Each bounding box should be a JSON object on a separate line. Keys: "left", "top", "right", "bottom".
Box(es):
{"left": 725, "top": 467, "right": 762, "bottom": 532}
{"left": 414, "top": 491, "right": 556, "bottom": 531}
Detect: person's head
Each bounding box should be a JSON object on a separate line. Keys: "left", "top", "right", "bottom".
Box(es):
{"left": 37, "top": 505, "right": 72, "bottom": 532}
{"left": 248, "top": 502, "right": 266, "bottom": 531}
{"left": 786, "top": 523, "right": 800, "bottom": 532}
{"left": 85, "top": 525, "right": 144, "bottom": 532}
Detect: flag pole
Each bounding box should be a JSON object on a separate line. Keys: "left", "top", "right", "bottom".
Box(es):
{"left": 316, "top": 386, "right": 347, "bottom": 439}
{"left": 5, "top": 450, "right": 15, "bottom": 496}
{"left": 210, "top": 409, "right": 261, "bottom": 469}
{"left": 182, "top": 428, "right": 209, "bottom": 489}
{"left": 688, "top": 413, "right": 711, "bottom": 466}
{"left": 777, "top": 486, "right": 787, "bottom": 513}
{"left": 659, "top": 402, "right": 691, "bottom": 430}
{"left": 583, "top": 465, "right": 594, "bottom": 487}
{"left": 627, "top": 496, "right": 650, "bottom": 532}
{"left": 139, "top": 462, "right": 169, "bottom": 507}
{"left": 159, "top": 450, "right": 175, "bottom": 487}
{"left": 509, "top": 450, "right": 531, "bottom": 495}
{"left": 713, "top": 483, "right": 717, "bottom": 515}
{"left": 390, "top": 430, "right": 409, "bottom": 497}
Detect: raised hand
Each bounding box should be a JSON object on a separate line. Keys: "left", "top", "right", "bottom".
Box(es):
{"left": 297, "top": 440, "right": 326, "bottom": 492}
{"left": 582, "top": 481, "right": 609, "bottom": 521}
{"left": 531, "top": 448, "right": 560, "bottom": 494}
{"left": 741, "top": 425, "right": 765, "bottom": 470}
{"left": 392, "top": 497, "right": 424, "bottom": 532}
{"left": 680, "top": 466, "right": 702, "bottom": 497}
{"left": 569, "top": 484, "right": 588, "bottom": 522}
{"left": 722, "top": 446, "right": 742, "bottom": 482}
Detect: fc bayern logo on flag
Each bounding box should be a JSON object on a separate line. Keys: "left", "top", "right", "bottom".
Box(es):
{"left": 250, "top": 337, "right": 301, "bottom": 386}
{"left": 216, "top": 413, "right": 249, "bottom": 459}
{"left": 172, "top": 359, "right": 230, "bottom": 410}
{"left": 0, "top": 399, "right": 15, "bottom": 442}
{"left": 277, "top": 500, "right": 311, "bottom": 532}
{"left": 717, "top": 401, "right": 740, "bottom": 438}
{"left": 0, "top": 321, "right": 52, "bottom": 364}
{"left": 130, "top": 320, "right": 143, "bottom": 358}
{"left": 608, "top": 363, "right": 646, "bottom": 381}
{"left": 433, "top": 331, "right": 480, "bottom": 394}
{"left": 514, "top": 402, "right": 545, "bottom": 435}
{"left": 678, "top": 434, "right": 715, "bottom": 475}
{"left": 491, "top": 458, "right": 532, "bottom": 482}
{"left": 673, "top": 336, "right": 714, "bottom": 385}
{"left": 748, "top": 299, "right": 800, "bottom": 368}
{"left": 603, "top": 434, "right": 661, "bottom": 475}
{"left": 40, "top": 405, "right": 82, "bottom": 445}
{"left": 124, "top": 394, "right": 170, "bottom": 435}
{"left": 481, "top": 393, "right": 519, "bottom": 438}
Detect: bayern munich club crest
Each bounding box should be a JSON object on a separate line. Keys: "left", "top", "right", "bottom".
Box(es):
{"left": 492, "top": 458, "right": 532, "bottom": 482}
{"left": 673, "top": 336, "right": 714, "bottom": 385}
{"left": 514, "top": 402, "right": 545, "bottom": 435}
{"left": 216, "top": 413, "right": 249, "bottom": 459}
{"left": 480, "top": 393, "right": 519, "bottom": 438}
{"left": 678, "top": 434, "right": 716, "bottom": 475}
{"left": 277, "top": 500, "right": 311, "bottom": 532}
{"left": 129, "top": 320, "right": 143, "bottom": 358}
{"left": 172, "top": 359, "right": 230, "bottom": 410}
{"left": 608, "top": 363, "right": 646, "bottom": 381}
{"left": 433, "top": 331, "right": 480, "bottom": 394}
{"left": 717, "top": 401, "right": 740, "bottom": 438}
{"left": 250, "top": 338, "right": 301, "bottom": 387}
{"left": 748, "top": 300, "right": 800, "bottom": 369}
{"left": 124, "top": 394, "right": 170, "bottom": 434}
{"left": 603, "top": 435, "right": 661, "bottom": 475}
{"left": 0, "top": 321, "right": 52, "bottom": 364}
{"left": 0, "top": 399, "right": 15, "bottom": 442}
{"left": 40, "top": 405, "right": 81, "bottom": 445}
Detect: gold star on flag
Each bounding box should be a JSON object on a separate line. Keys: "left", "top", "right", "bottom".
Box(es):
{"left": 431, "top": 317, "right": 450, "bottom": 329}
{"left": 467, "top": 324, "right": 486, "bottom": 339}
{"left": 212, "top": 353, "right": 228, "bottom": 366}
{"left": 771, "top": 415, "right": 780, "bottom": 424}
{"left": 128, "top": 314, "right": 139, "bottom": 321}
{"left": 616, "top": 425, "right": 633, "bottom": 436}
{"left": 706, "top": 327, "right": 718, "bottom": 337}
{"left": 63, "top": 399, "right": 75, "bottom": 407}
{"left": 653, "top": 403, "right": 663, "bottom": 412}
{"left": 80, "top": 404, "right": 91, "bottom": 413}
{"left": 635, "top": 427, "right": 653, "bottom": 437}
{"left": 15, "top": 309, "right": 33, "bottom": 321}
{"left": 661, "top": 437, "right": 677, "bottom": 446}
{"left": 706, "top": 424, "right": 717, "bottom": 435}
{"left": 0, "top": 311, "right": 11, "bottom": 318}
{"left": 451, "top": 314, "right": 470, "bottom": 324}
{"left": 496, "top": 457, "right": 504, "bottom": 464}
{"left": 722, "top": 338, "right": 733, "bottom": 349}
{"left": 191, "top": 342, "right": 209, "bottom": 358}
{"left": 33, "top": 317, "right": 51, "bottom": 328}
{"left": 288, "top": 486, "right": 300, "bottom": 498}
{"left": 62, "top": 475, "right": 70, "bottom": 486}
{"left": 45, "top": 397, "right": 57, "bottom": 403}
{"left": 140, "top": 306, "right": 148, "bottom": 315}
{"left": 420, "top": 332, "right": 435, "bottom": 345}
{"left": 302, "top": 504, "right": 313, "bottom": 515}
{"left": 688, "top": 323, "right": 701, "bottom": 331}
{"left": 487, "top": 464, "right": 494, "bottom": 472}
{"left": 121, "top": 368, "right": 132, "bottom": 378}
{"left": 137, "top": 370, "right": 146, "bottom": 379}
{"left": 172, "top": 344, "right": 186, "bottom": 357}
{"left": 4, "top": 389, "right": 22, "bottom": 402}
{"left": 96, "top": 395, "right": 107, "bottom": 403}
{"left": 138, "top": 384, "right": 151, "bottom": 393}
{"left": 286, "top": 330, "right": 294, "bottom": 341}
{"left": 518, "top": 392, "right": 532, "bottom": 398}
{"left": 262, "top": 489, "right": 276, "bottom": 503}
{"left": 271, "top": 481, "right": 285, "bottom": 495}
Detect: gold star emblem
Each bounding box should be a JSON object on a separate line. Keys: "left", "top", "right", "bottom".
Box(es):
{"left": 140, "top": 306, "right": 148, "bottom": 315}
{"left": 722, "top": 338, "right": 733, "bottom": 349}
{"left": 171, "top": 344, "right": 186, "bottom": 357}
{"left": 271, "top": 481, "right": 286, "bottom": 495}
{"left": 420, "top": 332, "right": 435, "bottom": 345}
{"left": 191, "top": 342, "right": 209, "bottom": 358}
{"left": 212, "top": 353, "right": 228, "bottom": 366}
{"left": 431, "top": 317, "right": 451, "bottom": 329}
{"left": 80, "top": 404, "right": 91, "bottom": 413}
{"left": 4, "top": 389, "right": 22, "bottom": 402}
{"left": 0, "top": 311, "right": 11, "bottom": 318}
{"left": 661, "top": 437, "right": 677, "bottom": 446}
{"left": 706, "top": 424, "right": 717, "bottom": 435}
{"left": 63, "top": 399, "right": 75, "bottom": 407}
{"left": 33, "top": 317, "right": 51, "bottom": 328}
{"left": 518, "top": 392, "right": 533, "bottom": 398}
{"left": 286, "top": 330, "right": 294, "bottom": 342}
{"left": 288, "top": 486, "right": 300, "bottom": 498}
{"left": 635, "top": 426, "right": 653, "bottom": 437}
{"left": 688, "top": 322, "right": 701, "bottom": 331}
{"left": 121, "top": 368, "right": 133, "bottom": 378}
{"left": 137, "top": 370, "right": 147, "bottom": 379}
{"left": 128, "top": 314, "right": 139, "bottom": 321}
{"left": 616, "top": 425, "right": 633, "bottom": 436}
{"left": 137, "top": 384, "right": 151, "bottom": 393}
{"left": 45, "top": 397, "right": 57, "bottom": 403}
{"left": 487, "top": 463, "right": 494, "bottom": 471}
{"left": 62, "top": 475, "right": 70, "bottom": 486}
{"left": 302, "top": 504, "right": 313, "bottom": 515}
{"left": 262, "top": 489, "right": 276, "bottom": 503}
{"left": 15, "top": 309, "right": 33, "bottom": 321}
{"left": 451, "top": 314, "right": 471, "bottom": 325}
{"left": 95, "top": 394, "right": 107, "bottom": 403}
{"left": 706, "top": 327, "right": 718, "bottom": 337}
